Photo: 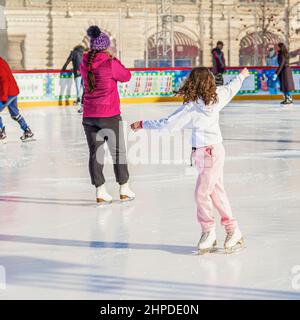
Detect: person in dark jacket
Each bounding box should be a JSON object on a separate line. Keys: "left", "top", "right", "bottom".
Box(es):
{"left": 273, "top": 43, "right": 295, "bottom": 105}
{"left": 62, "top": 45, "right": 85, "bottom": 106}
{"left": 0, "top": 56, "right": 34, "bottom": 143}
{"left": 211, "top": 41, "right": 226, "bottom": 86}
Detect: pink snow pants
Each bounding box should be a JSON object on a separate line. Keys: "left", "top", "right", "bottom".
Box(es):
{"left": 193, "top": 144, "right": 237, "bottom": 233}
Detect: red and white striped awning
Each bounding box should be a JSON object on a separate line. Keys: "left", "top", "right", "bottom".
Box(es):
{"left": 240, "top": 31, "right": 282, "bottom": 55}
{"left": 148, "top": 31, "right": 198, "bottom": 49}
{"left": 148, "top": 31, "right": 199, "bottom": 58}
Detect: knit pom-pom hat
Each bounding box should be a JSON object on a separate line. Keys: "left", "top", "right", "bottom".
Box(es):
{"left": 87, "top": 25, "right": 110, "bottom": 51}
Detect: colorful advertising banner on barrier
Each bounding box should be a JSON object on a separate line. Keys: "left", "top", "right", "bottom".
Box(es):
{"left": 14, "top": 72, "right": 77, "bottom": 102}
{"left": 13, "top": 67, "right": 300, "bottom": 103}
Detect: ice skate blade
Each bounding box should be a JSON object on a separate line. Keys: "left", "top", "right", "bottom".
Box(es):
{"left": 96, "top": 198, "right": 112, "bottom": 205}
{"left": 224, "top": 237, "right": 244, "bottom": 254}
{"left": 120, "top": 195, "right": 135, "bottom": 202}
{"left": 196, "top": 241, "right": 217, "bottom": 255}
{"left": 1, "top": 139, "right": 7, "bottom": 144}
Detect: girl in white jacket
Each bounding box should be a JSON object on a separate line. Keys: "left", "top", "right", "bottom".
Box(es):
{"left": 131, "top": 67, "right": 250, "bottom": 254}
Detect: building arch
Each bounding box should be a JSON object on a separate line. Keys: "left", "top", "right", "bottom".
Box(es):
{"left": 147, "top": 30, "right": 200, "bottom": 67}
{"left": 239, "top": 30, "right": 283, "bottom": 66}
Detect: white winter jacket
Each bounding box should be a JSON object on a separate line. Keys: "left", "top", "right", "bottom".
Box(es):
{"left": 142, "top": 74, "right": 246, "bottom": 148}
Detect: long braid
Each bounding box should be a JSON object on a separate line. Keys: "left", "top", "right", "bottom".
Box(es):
{"left": 86, "top": 49, "right": 99, "bottom": 93}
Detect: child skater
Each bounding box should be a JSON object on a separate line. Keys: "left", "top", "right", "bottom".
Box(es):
{"left": 273, "top": 43, "right": 295, "bottom": 105}
{"left": 0, "top": 56, "right": 34, "bottom": 143}
{"left": 131, "top": 67, "right": 250, "bottom": 254}
{"left": 80, "top": 26, "right": 135, "bottom": 204}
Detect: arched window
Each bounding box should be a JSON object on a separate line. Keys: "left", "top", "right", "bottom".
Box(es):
{"left": 239, "top": 31, "right": 282, "bottom": 66}
{"left": 145, "top": 31, "right": 199, "bottom": 67}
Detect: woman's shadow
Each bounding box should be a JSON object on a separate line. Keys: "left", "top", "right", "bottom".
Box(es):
{"left": 0, "top": 195, "right": 93, "bottom": 208}
{"left": 0, "top": 195, "right": 195, "bottom": 255}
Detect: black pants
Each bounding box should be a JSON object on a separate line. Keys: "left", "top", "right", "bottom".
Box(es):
{"left": 83, "top": 115, "right": 129, "bottom": 187}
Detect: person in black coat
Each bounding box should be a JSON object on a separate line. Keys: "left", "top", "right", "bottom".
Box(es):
{"left": 273, "top": 43, "right": 295, "bottom": 105}
{"left": 211, "top": 41, "right": 226, "bottom": 86}
{"left": 62, "top": 45, "right": 85, "bottom": 106}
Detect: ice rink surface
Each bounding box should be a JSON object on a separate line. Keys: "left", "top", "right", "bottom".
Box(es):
{"left": 0, "top": 101, "right": 300, "bottom": 300}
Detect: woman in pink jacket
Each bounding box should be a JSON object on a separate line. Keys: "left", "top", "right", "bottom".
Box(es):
{"left": 80, "top": 26, "right": 135, "bottom": 204}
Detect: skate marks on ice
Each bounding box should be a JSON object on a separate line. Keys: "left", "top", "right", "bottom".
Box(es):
{"left": 0, "top": 196, "right": 131, "bottom": 209}
{"left": 0, "top": 233, "right": 194, "bottom": 255}
{"left": 0, "top": 137, "right": 36, "bottom": 144}
{"left": 0, "top": 195, "right": 137, "bottom": 208}
{"left": 0, "top": 255, "right": 300, "bottom": 300}
{"left": 0, "top": 229, "right": 243, "bottom": 256}
{"left": 20, "top": 138, "right": 36, "bottom": 143}
{"left": 0, "top": 104, "right": 299, "bottom": 298}
{"left": 0, "top": 195, "right": 96, "bottom": 208}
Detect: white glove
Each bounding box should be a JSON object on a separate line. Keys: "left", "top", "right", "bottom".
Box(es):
{"left": 272, "top": 74, "right": 278, "bottom": 81}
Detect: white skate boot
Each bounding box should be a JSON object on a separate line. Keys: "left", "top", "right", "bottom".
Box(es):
{"left": 120, "top": 183, "right": 135, "bottom": 201}
{"left": 96, "top": 185, "right": 113, "bottom": 204}
{"left": 224, "top": 227, "right": 244, "bottom": 254}
{"left": 197, "top": 229, "right": 217, "bottom": 255}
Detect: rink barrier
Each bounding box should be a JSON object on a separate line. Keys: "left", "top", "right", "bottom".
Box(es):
{"left": 12, "top": 67, "right": 300, "bottom": 108}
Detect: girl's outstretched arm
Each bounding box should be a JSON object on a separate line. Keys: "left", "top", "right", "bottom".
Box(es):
{"left": 215, "top": 68, "right": 249, "bottom": 111}
{"left": 131, "top": 103, "right": 193, "bottom": 132}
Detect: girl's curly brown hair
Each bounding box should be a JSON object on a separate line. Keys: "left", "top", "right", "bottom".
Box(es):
{"left": 175, "top": 67, "right": 218, "bottom": 105}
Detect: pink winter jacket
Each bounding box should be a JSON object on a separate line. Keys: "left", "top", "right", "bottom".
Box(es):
{"left": 80, "top": 52, "right": 131, "bottom": 118}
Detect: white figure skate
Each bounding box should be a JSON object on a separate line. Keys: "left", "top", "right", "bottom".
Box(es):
{"left": 224, "top": 227, "right": 244, "bottom": 254}
{"left": 96, "top": 185, "right": 113, "bottom": 204}
{"left": 197, "top": 229, "right": 217, "bottom": 255}
{"left": 120, "top": 183, "right": 135, "bottom": 201}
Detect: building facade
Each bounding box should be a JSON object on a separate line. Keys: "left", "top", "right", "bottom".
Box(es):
{"left": 1, "top": 0, "right": 300, "bottom": 69}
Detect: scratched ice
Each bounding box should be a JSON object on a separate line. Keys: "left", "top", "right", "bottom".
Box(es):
{"left": 0, "top": 101, "right": 300, "bottom": 299}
